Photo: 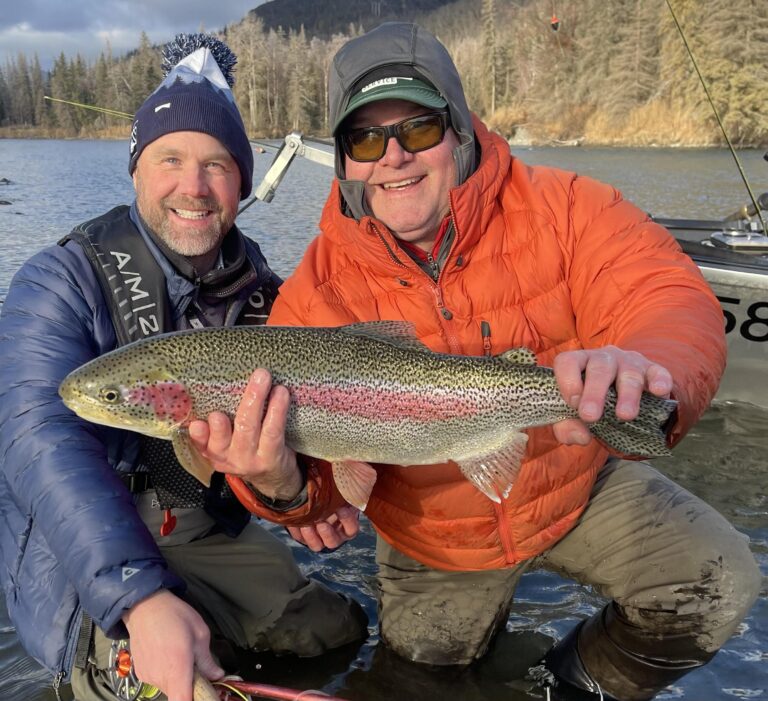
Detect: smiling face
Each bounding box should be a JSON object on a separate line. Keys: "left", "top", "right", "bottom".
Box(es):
{"left": 343, "top": 99, "right": 459, "bottom": 252}
{"left": 132, "top": 130, "right": 242, "bottom": 273}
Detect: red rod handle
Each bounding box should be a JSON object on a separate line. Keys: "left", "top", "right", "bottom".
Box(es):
{"left": 217, "top": 678, "right": 350, "bottom": 701}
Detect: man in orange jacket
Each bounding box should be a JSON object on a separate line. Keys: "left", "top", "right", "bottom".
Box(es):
{"left": 189, "top": 22, "right": 761, "bottom": 701}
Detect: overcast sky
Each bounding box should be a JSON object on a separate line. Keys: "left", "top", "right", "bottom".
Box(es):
{"left": 1, "top": 0, "right": 267, "bottom": 70}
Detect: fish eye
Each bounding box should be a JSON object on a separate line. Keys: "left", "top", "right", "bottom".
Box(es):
{"left": 99, "top": 387, "right": 123, "bottom": 404}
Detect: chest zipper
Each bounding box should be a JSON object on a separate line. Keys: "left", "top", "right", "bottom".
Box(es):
{"left": 481, "top": 320, "right": 492, "bottom": 357}
{"left": 53, "top": 670, "right": 65, "bottom": 701}
{"left": 370, "top": 222, "right": 408, "bottom": 269}
{"left": 493, "top": 501, "right": 518, "bottom": 563}
{"left": 426, "top": 253, "right": 440, "bottom": 282}
{"left": 371, "top": 220, "right": 461, "bottom": 351}
{"left": 480, "top": 318, "right": 517, "bottom": 561}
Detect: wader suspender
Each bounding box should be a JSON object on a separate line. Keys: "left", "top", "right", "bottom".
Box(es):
{"left": 62, "top": 205, "right": 172, "bottom": 346}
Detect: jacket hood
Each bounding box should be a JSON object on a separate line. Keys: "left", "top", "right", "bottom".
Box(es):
{"left": 329, "top": 22, "right": 476, "bottom": 221}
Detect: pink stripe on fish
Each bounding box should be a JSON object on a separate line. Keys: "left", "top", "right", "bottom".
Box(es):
{"left": 128, "top": 382, "right": 192, "bottom": 423}
{"left": 292, "top": 383, "right": 481, "bottom": 421}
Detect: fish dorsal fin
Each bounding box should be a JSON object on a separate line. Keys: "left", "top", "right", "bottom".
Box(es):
{"left": 498, "top": 348, "right": 538, "bottom": 365}
{"left": 338, "top": 321, "right": 431, "bottom": 352}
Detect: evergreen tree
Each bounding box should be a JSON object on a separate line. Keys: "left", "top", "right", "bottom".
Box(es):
{"left": 0, "top": 68, "right": 9, "bottom": 126}
{"left": 9, "top": 53, "right": 35, "bottom": 126}
{"left": 481, "top": 0, "right": 497, "bottom": 114}
{"left": 0, "top": 0, "right": 765, "bottom": 145}
{"left": 30, "top": 54, "right": 50, "bottom": 128}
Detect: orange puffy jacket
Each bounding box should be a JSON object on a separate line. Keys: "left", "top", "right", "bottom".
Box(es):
{"left": 231, "top": 117, "right": 725, "bottom": 571}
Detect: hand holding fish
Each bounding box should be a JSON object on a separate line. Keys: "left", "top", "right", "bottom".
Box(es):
{"left": 286, "top": 505, "right": 361, "bottom": 552}
{"left": 122, "top": 589, "right": 223, "bottom": 701}
{"left": 552, "top": 346, "right": 674, "bottom": 446}
{"left": 188, "top": 369, "right": 304, "bottom": 501}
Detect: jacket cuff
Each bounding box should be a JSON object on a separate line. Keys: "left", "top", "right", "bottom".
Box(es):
{"left": 241, "top": 482, "right": 309, "bottom": 512}
{"left": 226, "top": 456, "right": 346, "bottom": 524}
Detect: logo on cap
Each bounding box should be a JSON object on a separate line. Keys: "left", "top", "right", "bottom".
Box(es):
{"left": 129, "top": 122, "right": 138, "bottom": 156}
{"left": 361, "top": 77, "right": 413, "bottom": 93}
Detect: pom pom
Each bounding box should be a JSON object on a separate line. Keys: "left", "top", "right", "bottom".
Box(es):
{"left": 161, "top": 33, "right": 238, "bottom": 87}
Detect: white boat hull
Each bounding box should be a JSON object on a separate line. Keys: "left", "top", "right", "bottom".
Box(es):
{"left": 657, "top": 211, "right": 768, "bottom": 409}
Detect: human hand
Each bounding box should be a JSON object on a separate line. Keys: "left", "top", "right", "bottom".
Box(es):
{"left": 188, "top": 369, "right": 303, "bottom": 500}
{"left": 286, "top": 505, "right": 361, "bottom": 552}
{"left": 122, "top": 589, "right": 223, "bottom": 701}
{"left": 552, "top": 346, "right": 672, "bottom": 446}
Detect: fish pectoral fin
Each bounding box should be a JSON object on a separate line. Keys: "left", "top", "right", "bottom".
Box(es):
{"left": 456, "top": 432, "right": 529, "bottom": 503}
{"left": 332, "top": 460, "right": 378, "bottom": 511}
{"left": 172, "top": 428, "right": 215, "bottom": 487}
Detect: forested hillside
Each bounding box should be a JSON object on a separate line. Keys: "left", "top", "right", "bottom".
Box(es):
{"left": 1, "top": 0, "right": 767, "bottom": 146}
{"left": 251, "top": 0, "right": 461, "bottom": 37}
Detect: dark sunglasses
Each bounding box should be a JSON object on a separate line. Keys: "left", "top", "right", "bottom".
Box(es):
{"left": 341, "top": 111, "right": 451, "bottom": 162}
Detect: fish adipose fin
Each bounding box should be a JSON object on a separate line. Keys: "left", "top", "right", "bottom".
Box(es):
{"left": 498, "top": 348, "right": 538, "bottom": 365}
{"left": 172, "top": 428, "right": 216, "bottom": 487}
{"left": 456, "top": 432, "right": 529, "bottom": 503}
{"left": 332, "top": 460, "right": 378, "bottom": 510}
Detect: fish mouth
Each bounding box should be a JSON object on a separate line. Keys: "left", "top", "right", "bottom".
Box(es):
{"left": 58, "top": 384, "right": 173, "bottom": 438}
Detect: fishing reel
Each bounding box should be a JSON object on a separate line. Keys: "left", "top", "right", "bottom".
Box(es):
{"left": 106, "top": 639, "right": 161, "bottom": 701}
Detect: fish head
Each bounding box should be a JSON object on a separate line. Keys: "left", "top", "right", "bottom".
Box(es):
{"left": 59, "top": 348, "right": 192, "bottom": 439}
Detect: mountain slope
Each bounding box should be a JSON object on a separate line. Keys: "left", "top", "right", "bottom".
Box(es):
{"left": 250, "top": 0, "right": 462, "bottom": 38}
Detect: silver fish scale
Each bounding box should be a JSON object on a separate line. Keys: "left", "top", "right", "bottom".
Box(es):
{"left": 60, "top": 325, "right": 676, "bottom": 462}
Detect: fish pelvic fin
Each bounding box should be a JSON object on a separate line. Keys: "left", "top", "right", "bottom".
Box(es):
{"left": 172, "top": 428, "right": 215, "bottom": 487}
{"left": 589, "top": 394, "right": 677, "bottom": 457}
{"left": 456, "top": 432, "right": 529, "bottom": 503}
{"left": 332, "top": 460, "right": 378, "bottom": 511}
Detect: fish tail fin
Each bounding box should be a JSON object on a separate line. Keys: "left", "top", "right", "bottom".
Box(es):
{"left": 589, "top": 394, "right": 677, "bottom": 457}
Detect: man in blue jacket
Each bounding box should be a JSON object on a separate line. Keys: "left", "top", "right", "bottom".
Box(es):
{"left": 0, "top": 34, "right": 366, "bottom": 701}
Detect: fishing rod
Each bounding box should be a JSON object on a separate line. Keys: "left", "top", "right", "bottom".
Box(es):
{"left": 664, "top": 0, "right": 767, "bottom": 234}
{"left": 213, "top": 677, "right": 347, "bottom": 701}
{"left": 43, "top": 95, "right": 304, "bottom": 215}
{"left": 43, "top": 95, "right": 133, "bottom": 120}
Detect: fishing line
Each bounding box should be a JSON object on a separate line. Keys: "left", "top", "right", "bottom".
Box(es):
{"left": 42, "top": 95, "right": 268, "bottom": 215}
{"left": 43, "top": 95, "right": 133, "bottom": 119}
{"left": 664, "top": 0, "right": 767, "bottom": 233}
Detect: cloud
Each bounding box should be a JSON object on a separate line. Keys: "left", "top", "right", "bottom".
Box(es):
{"left": 1, "top": 0, "right": 265, "bottom": 70}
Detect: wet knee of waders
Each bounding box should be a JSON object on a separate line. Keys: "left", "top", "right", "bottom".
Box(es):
{"left": 263, "top": 588, "right": 368, "bottom": 656}
{"left": 639, "top": 537, "right": 761, "bottom": 649}
{"left": 379, "top": 600, "right": 509, "bottom": 666}
{"left": 576, "top": 605, "right": 718, "bottom": 700}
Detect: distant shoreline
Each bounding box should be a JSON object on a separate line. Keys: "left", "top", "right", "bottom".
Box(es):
{"left": 2, "top": 127, "right": 766, "bottom": 150}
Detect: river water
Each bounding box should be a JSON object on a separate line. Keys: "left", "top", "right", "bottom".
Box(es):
{"left": 0, "top": 140, "right": 765, "bottom": 700}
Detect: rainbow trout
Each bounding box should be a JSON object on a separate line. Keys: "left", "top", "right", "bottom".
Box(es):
{"left": 59, "top": 322, "right": 676, "bottom": 509}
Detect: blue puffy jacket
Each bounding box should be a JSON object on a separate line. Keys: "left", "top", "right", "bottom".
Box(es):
{"left": 0, "top": 203, "right": 280, "bottom": 684}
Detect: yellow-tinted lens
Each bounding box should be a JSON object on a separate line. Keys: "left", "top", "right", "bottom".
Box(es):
{"left": 343, "top": 112, "right": 448, "bottom": 162}
{"left": 346, "top": 129, "right": 387, "bottom": 161}
{"left": 398, "top": 115, "right": 445, "bottom": 152}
